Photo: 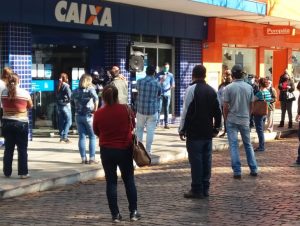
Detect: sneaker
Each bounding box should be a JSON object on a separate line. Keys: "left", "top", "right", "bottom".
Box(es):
{"left": 183, "top": 190, "right": 204, "bottom": 199}
{"left": 63, "top": 139, "right": 71, "bottom": 143}
{"left": 81, "top": 160, "right": 89, "bottom": 164}
{"left": 112, "top": 213, "right": 122, "bottom": 223}
{"left": 19, "top": 174, "right": 30, "bottom": 179}
{"left": 59, "top": 138, "right": 63, "bottom": 143}
{"left": 89, "top": 160, "right": 99, "bottom": 165}
{"left": 164, "top": 125, "right": 170, "bottom": 129}
{"left": 254, "top": 148, "right": 264, "bottom": 152}
{"left": 130, "top": 210, "right": 141, "bottom": 221}
{"left": 233, "top": 174, "right": 242, "bottom": 179}
{"left": 250, "top": 172, "right": 258, "bottom": 177}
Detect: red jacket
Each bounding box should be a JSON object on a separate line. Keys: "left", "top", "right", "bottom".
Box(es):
{"left": 93, "top": 104, "right": 135, "bottom": 149}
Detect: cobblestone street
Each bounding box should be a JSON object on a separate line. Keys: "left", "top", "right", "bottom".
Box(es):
{"left": 0, "top": 136, "right": 300, "bottom": 226}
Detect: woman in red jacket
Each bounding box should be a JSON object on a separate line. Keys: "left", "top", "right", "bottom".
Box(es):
{"left": 93, "top": 85, "right": 140, "bottom": 223}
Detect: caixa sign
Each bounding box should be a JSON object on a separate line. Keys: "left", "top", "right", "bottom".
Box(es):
{"left": 55, "top": 0, "right": 112, "bottom": 27}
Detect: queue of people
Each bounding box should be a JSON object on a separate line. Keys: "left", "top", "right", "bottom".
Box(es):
{"left": 1, "top": 63, "right": 300, "bottom": 223}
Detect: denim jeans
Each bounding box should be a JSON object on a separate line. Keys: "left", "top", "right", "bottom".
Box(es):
{"left": 100, "top": 147, "right": 137, "bottom": 216}
{"left": 186, "top": 138, "right": 212, "bottom": 194}
{"left": 136, "top": 112, "right": 158, "bottom": 154}
{"left": 75, "top": 114, "right": 96, "bottom": 160}
{"left": 226, "top": 121, "right": 258, "bottom": 175}
{"left": 2, "top": 119, "right": 29, "bottom": 176}
{"left": 159, "top": 95, "right": 171, "bottom": 125}
{"left": 254, "top": 115, "right": 266, "bottom": 151}
{"left": 57, "top": 104, "right": 72, "bottom": 140}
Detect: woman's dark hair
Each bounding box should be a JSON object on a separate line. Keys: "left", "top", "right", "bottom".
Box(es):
{"left": 102, "top": 85, "right": 118, "bottom": 106}
{"left": 2, "top": 67, "right": 13, "bottom": 84}
{"left": 192, "top": 65, "right": 206, "bottom": 79}
{"left": 56, "top": 73, "right": 69, "bottom": 93}
{"left": 7, "top": 73, "right": 19, "bottom": 100}
{"left": 259, "top": 78, "right": 269, "bottom": 88}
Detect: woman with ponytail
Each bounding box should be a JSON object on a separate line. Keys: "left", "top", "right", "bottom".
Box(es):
{"left": 93, "top": 85, "right": 140, "bottom": 223}
{"left": 1, "top": 73, "right": 33, "bottom": 179}
{"left": 56, "top": 73, "right": 72, "bottom": 143}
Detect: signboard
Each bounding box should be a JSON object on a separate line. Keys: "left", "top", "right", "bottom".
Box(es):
{"left": 264, "top": 26, "right": 295, "bottom": 36}
{"left": 32, "top": 80, "right": 54, "bottom": 92}
{"left": 72, "top": 80, "right": 79, "bottom": 90}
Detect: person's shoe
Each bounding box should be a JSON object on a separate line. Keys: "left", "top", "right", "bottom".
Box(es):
{"left": 254, "top": 148, "right": 264, "bottom": 152}
{"left": 183, "top": 190, "right": 204, "bottom": 199}
{"left": 4, "top": 174, "right": 11, "bottom": 178}
{"left": 130, "top": 210, "right": 141, "bottom": 221}
{"left": 278, "top": 121, "right": 284, "bottom": 127}
{"left": 59, "top": 138, "right": 63, "bottom": 143}
{"left": 89, "top": 160, "right": 99, "bottom": 165}
{"left": 19, "top": 174, "right": 30, "bottom": 179}
{"left": 63, "top": 138, "right": 71, "bottom": 143}
{"left": 288, "top": 122, "right": 293, "bottom": 129}
{"left": 219, "top": 132, "right": 226, "bottom": 138}
{"left": 164, "top": 125, "right": 170, "bottom": 129}
{"left": 81, "top": 160, "right": 89, "bottom": 164}
{"left": 112, "top": 213, "right": 122, "bottom": 223}
{"left": 203, "top": 190, "right": 209, "bottom": 197}
{"left": 250, "top": 172, "right": 258, "bottom": 177}
{"left": 233, "top": 174, "right": 242, "bottom": 179}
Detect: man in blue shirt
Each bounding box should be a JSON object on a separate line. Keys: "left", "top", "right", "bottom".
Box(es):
{"left": 223, "top": 64, "right": 258, "bottom": 179}
{"left": 136, "top": 65, "right": 161, "bottom": 154}
{"left": 157, "top": 62, "right": 175, "bottom": 129}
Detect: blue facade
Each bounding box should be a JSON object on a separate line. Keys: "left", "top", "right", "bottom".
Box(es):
{"left": 0, "top": 1, "right": 207, "bottom": 134}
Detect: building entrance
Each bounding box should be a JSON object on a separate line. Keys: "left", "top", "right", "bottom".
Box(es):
{"left": 31, "top": 44, "right": 88, "bottom": 129}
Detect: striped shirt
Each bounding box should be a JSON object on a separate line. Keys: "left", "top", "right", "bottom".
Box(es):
{"left": 136, "top": 75, "right": 161, "bottom": 115}
{"left": 255, "top": 90, "right": 272, "bottom": 104}
{"left": 1, "top": 87, "right": 31, "bottom": 122}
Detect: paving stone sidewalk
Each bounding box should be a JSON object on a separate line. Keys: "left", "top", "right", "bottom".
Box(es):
{"left": 0, "top": 109, "right": 298, "bottom": 199}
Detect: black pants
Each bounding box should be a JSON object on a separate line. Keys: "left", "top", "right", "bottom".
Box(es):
{"left": 100, "top": 147, "right": 137, "bottom": 216}
{"left": 297, "top": 122, "right": 300, "bottom": 163}
{"left": 280, "top": 101, "right": 293, "bottom": 123}
{"left": 2, "top": 119, "right": 29, "bottom": 176}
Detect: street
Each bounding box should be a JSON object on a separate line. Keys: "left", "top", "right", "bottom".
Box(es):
{"left": 0, "top": 135, "right": 299, "bottom": 226}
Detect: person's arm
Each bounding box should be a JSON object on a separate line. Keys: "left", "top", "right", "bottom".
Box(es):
{"left": 91, "top": 88, "right": 99, "bottom": 112}
{"left": 171, "top": 74, "right": 175, "bottom": 88}
{"left": 288, "top": 80, "right": 295, "bottom": 92}
{"left": 213, "top": 94, "right": 222, "bottom": 137}
{"left": 223, "top": 102, "right": 229, "bottom": 122}
{"left": 27, "top": 97, "right": 33, "bottom": 109}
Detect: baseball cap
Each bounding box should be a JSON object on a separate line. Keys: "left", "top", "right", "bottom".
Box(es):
{"left": 231, "top": 64, "right": 244, "bottom": 77}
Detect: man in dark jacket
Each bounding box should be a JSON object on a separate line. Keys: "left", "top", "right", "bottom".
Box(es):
{"left": 179, "top": 65, "right": 222, "bottom": 199}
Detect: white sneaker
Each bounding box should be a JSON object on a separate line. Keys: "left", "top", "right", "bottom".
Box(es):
{"left": 19, "top": 174, "right": 30, "bottom": 179}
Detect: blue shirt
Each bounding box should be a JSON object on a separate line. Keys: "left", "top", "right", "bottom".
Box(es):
{"left": 136, "top": 75, "right": 161, "bottom": 115}
{"left": 223, "top": 79, "right": 254, "bottom": 126}
{"left": 72, "top": 86, "right": 98, "bottom": 116}
{"left": 156, "top": 71, "right": 175, "bottom": 96}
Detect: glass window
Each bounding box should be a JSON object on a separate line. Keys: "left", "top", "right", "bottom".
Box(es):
{"left": 142, "top": 35, "right": 157, "bottom": 43}
{"left": 159, "top": 36, "right": 173, "bottom": 44}
{"left": 292, "top": 51, "right": 300, "bottom": 82}
{"left": 264, "top": 50, "right": 273, "bottom": 79}
{"left": 223, "top": 47, "right": 256, "bottom": 75}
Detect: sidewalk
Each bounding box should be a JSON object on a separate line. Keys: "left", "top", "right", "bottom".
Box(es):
{"left": 0, "top": 109, "right": 297, "bottom": 199}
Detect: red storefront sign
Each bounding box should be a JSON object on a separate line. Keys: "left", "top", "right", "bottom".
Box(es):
{"left": 264, "top": 26, "right": 295, "bottom": 36}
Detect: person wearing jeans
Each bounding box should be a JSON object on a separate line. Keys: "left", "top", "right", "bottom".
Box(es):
{"left": 1, "top": 73, "right": 33, "bottom": 179}
{"left": 72, "top": 74, "right": 98, "bottom": 164}
{"left": 136, "top": 112, "right": 158, "bottom": 154}
{"left": 93, "top": 85, "right": 140, "bottom": 223}
{"left": 223, "top": 64, "right": 258, "bottom": 179}
{"left": 136, "top": 65, "right": 161, "bottom": 154}
{"left": 179, "top": 65, "right": 221, "bottom": 199}
{"left": 157, "top": 62, "right": 175, "bottom": 129}
{"left": 56, "top": 73, "right": 72, "bottom": 143}
{"left": 226, "top": 122, "right": 258, "bottom": 175}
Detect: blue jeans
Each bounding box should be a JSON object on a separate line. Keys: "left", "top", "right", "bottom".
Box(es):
{"left": 226, "top": 121, "right": 258, "bottom": 175}
{"left": 136, "top": 112, "right": 158, "bottom": 154}
{"left": 57, "top": 104, "right": 72, "bottom": 140}
{"left": 2, "top": 119, "right": 29, "bottom": 176}
{"left": 186, "top": 138, "right": 212, "bottom": 194}
{"left": 159, "top": 95, "right": 171, "bottom": 125}
{"left": 254, "top": 115, "right": 266, "bottom": 151}
{"left": 100, "top": 147, "right": 137, "bottom": 216}
{"left": 75, "top": 114, "right": 96, "bottom": 160}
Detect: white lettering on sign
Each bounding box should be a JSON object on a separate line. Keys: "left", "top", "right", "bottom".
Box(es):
{"left": 54, "top": 0, "right": 112, "bottom": 27}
